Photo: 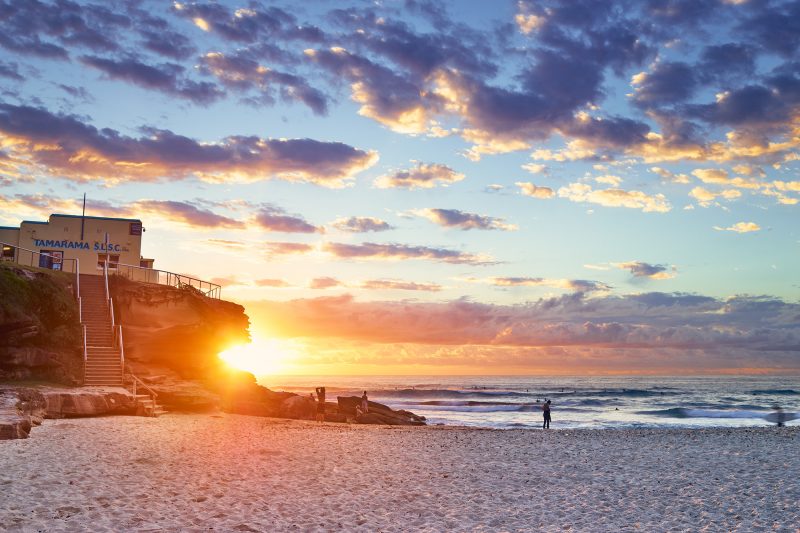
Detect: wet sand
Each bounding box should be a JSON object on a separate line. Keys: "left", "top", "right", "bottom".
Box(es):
{"left": 1, "top": 414, "right": 798, "bottom": 532}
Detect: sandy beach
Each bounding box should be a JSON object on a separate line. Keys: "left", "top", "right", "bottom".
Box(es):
{"left": 1, "top": 415, "right": 798, "bottom": 532}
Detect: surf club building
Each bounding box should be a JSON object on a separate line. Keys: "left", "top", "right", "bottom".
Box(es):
{"left": 0, "top": 213, "right": 155, "bottom": 275}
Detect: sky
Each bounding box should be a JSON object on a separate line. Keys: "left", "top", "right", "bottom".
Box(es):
{"left": 0, "top": 0, "right": 799, "bottom": 375}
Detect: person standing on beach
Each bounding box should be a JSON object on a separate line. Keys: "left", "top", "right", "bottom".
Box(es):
{"left": 542, "top": 399, "right": 551, "bottom": 429}
{"left": 315, "top": 387, "right": 326, "bottom": 422}
{"left": 361, "top": 391, "right": 369, "bottom": 414}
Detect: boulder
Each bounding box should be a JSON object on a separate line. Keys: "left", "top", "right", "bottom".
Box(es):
{"left": 281, "top": 395, "right": 315, "bottom": 420}
{"left": 0, "top": 388, "right": 47, "bottom": 439}
{"left": 43, "top": 389, "right": 135, "bottom": 418}
{"left": 337, "top": 396, "right": 426, "bottom": 425}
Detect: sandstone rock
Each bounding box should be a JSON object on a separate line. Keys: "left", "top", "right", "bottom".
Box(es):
{"left": 281, "top": 395, "right": 315, "bottom": 420}
{"left": 337, "top": 396, "right": 426, "bottom": 426}
{"left": 0, "top": 388, "right": 46, "bottom": 439}
{"left": 43, "top": 389, "right": 135, "bottom": 418}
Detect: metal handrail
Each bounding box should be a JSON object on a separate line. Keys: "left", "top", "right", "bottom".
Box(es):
{"left": 126, "top": 372, "right": 159, "bottom": 416}
{"left": 78, "top": 297, "right": 82, "bottom": 323}
{"left": 82, "top": 324, "right": 87, "bottom": 384}
{"left": 1, "top": 241, "right": 79, "bottom": 298}
{"left": 118, "top": 325, "right": 124, "bottom": 367}
{"left": 128, "top": 373, "right": 156, "bottom": 399}
{"left": 103, "top": 260, "right": 109, "bottom": 301}
{"left": 110, "top": 261, "right": 222, "bottom": 299}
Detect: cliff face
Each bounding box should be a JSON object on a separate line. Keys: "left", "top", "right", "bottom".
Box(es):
{"left": 110, "top": 276, "right": 249, "bottom": 379}
{"left": 108, "top": 275, "right": 263, "bottom": 411}
{"left": 0, "top": 264, "right": 82, "bottom": 383}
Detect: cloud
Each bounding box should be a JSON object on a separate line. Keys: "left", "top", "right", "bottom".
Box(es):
{"left": 522, "top": 163, "right": 548, "bottom": 174}
{"left": 0, "top": 193, "right": 243, "bottom": 230}
{"left": 615, "top": 261, "right": 676, "bottom": 280}
{"left": 516, "top": 182, "right": 555, "bottom": 199}
{"left": 631, "top": 61, "right": 696, "bottom": 107}
{"left": 253, "top": 207, "right": 320, "bottom": 233}
{"left": 594, "top": 175, "right": 623, "bottom": 186}
{"left": 468, "top": 276, "right": 610, "bottom": 293}
{"left": 689, "top": 186, "right": 742, "bottom": 207}
{"left": 714, "top": 222, "right": 761, "bottom": 233}
{"left": 0, "top": 103, "right": 378, "bottom": 186}
{"left": 691, "top": 168, "right": 760, "bottom": 189}
{"left": 0, "top": 61, "right": 22, "bottom": 81}
{"left": 131, "top": 200, "right": 244, "bottom": 229}
{"left": 374, "top": 162, "right": 464, "bottom": 189}
{"left": 79, "top": 55, "right": 223, "bottom": 105}
{"left": 323, "top": 242, "right": 493, "bottom": 265}
{"left": 359, "top": 279, "right": 443, "bottom": 292}
{"left": 309, "top": 277, "right": 341, "bottom": 289}
{"left": 200, "top": 51, "right": 328, "bottom": 114}
{"left": 246, "top": 293, "right": 800, "bottom": 371}
{"left": 331, "top": 217, "right": 393, "bottom": 233}
{"left": 557, "top": 183, "right": 671, "bottom": 212}
{"left": 305, "top": 47, "right": 437, "bottom": 134}
{"left": 255, "top": 278, "right": 292, "bottom": 288}
{"left": 413, "top": 208, "right": 517, "bottom": 231}
{"left": 650, "top": 167, "right": 690, "bottom": 184}
{"left": 205, "top": 239, "right": 247, "bottom": 251}
{"left": 263, "top": 242, "right": 314, "bottom": 257}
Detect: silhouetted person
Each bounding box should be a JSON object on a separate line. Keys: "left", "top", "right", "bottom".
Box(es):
{"left": 315, "top": 386, "right": 326, "bottom": 422}
{"left": 773, "top": 405, "right": 788, "bottom": 427}
{"left": 361, "top": 391, "right": 369, "bottom": 414}
{"left": 542, "top": 399, "right": 551, "bottom": 429}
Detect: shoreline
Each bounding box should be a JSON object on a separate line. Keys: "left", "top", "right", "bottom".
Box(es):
{"left": 2, "top": 413, "right": 798, "bottom": 531}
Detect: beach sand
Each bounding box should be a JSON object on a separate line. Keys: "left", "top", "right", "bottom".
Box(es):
{"left": 1, "top": 415, "right": 798, "bottom": 532}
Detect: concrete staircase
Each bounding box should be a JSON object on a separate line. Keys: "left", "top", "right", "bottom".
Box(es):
{"left": 80, "top": 274, "right": 123, "bottom": 386}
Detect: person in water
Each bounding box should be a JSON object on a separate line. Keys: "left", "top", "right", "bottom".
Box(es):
{"left": 773, "top": 405, "right": 788, "bottom": 427}
{"left": 542, "top": 399, "right": 551, "bottom": 429}
{"left": 315, "top": 386, "right": 326, "bottom": 422}
{"left": 361, "top": 391, "right": 369, "bottom": 414}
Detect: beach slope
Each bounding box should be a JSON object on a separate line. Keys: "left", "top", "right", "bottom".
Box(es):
{"left": 1, "top": 415, "right": 797, "bottom": 531}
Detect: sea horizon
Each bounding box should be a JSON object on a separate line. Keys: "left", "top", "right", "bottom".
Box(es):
{"left": 260, "top": 374, "right": 800, "bottom": 430}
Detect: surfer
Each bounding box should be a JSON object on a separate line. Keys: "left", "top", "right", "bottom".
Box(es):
{"left": 542, "top": 399, "right": 551, "bottom": 429}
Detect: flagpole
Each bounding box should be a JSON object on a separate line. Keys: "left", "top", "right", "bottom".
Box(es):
{"left": 80, "top": 193, "right": 86, "bottom": 240}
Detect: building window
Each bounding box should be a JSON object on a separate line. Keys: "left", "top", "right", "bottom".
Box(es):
{"left": 97, "top": 254, "right": 120, "bottom": 270}
{"left": 1, "top": 244, "right": 14, "bottom": 260}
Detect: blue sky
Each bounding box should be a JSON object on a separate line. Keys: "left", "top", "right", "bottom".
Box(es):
{"left": 1, "top": 0, "right": 798, "bottom": 373}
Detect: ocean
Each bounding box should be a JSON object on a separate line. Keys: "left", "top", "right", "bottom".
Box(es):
{"left": 260, "top": 375, "right": 800, "bottom": 430}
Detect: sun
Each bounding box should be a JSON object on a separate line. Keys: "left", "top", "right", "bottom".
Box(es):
{"left": 218, "top": 337, "right": 296, "bottom": 376}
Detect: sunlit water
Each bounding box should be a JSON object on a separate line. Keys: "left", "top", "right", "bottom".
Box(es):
{"left": 260, "top": 375, "right": 800, "bottom": 430}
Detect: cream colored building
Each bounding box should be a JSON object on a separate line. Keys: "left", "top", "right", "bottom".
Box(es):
{"left": 1, "top": 214, "right": 154, "bottom": 276}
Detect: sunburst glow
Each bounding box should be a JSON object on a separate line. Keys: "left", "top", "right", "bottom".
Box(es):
{"left": 218, "top": 337, "right": 298, "bottom": 376}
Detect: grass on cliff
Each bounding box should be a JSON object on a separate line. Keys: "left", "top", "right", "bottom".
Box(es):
{"left": 0, "top": 263, "right": 81, "bottom": 348}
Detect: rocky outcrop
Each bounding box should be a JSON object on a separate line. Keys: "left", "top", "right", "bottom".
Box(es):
{"left": 0, "top": 265, "right": 82, "bottom": 384}
{"left": 0, "top": 390, "right": 41, "bottom": 439}
{"left": 281, "top": 395, "right": 316, "bottom": 420}
{"left": 0, "top": 387, "right": 139, "bottom": 439}
{"left": 337, "top": 396, "right": 427, "bottom": 425}
{"left": 43, "top": 389, "right": 135, "bottom": 418}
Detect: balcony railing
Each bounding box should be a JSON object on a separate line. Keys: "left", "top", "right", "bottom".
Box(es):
{"left": 111, "top": 262, "right": 221, "bottom": 299}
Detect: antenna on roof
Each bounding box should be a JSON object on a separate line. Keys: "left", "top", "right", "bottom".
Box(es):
{"left": 80, "top": 193, "right": 86, "bottom": 240}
